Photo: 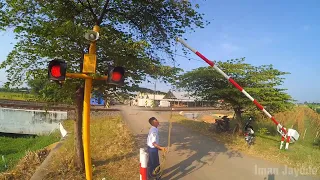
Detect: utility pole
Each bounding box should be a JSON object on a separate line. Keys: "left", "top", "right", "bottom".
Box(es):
{"left": 186, "top": 83, "right": 189, "bottom": 107}
{"left": 154, "top": 79, "right": 156, "bottom": 101}
{"left": 153, "top": 79, "right": 156, "bottom": 107}
{"left": 48, "top": 26, "right": 125, "bottom": 180}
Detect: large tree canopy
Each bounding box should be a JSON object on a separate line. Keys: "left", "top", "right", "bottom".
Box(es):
{"left": 0, "top": 0, "right": 209, "bottom": 102}
{"left": 177, "top": 58, "right": 294, "bottom": 126}
{"left": 0, "top": 0, "right": 210, "bottom": 173}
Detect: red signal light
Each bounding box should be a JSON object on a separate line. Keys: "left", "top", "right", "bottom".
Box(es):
{"left": 51, "top": 65, "right": 61, "bottom": 77}
{"left": 107, "top": 66, "right": 125, "bottom": 86}
{"left": 112, "top": 72, "right": 122, "bottom": 81}
{"left": 48, "top": 59, "right": 67, "bottom": 81}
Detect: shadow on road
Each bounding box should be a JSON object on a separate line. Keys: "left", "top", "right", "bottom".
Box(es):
{"left": 155, "top": 112, "right": 243, "bottom": 180}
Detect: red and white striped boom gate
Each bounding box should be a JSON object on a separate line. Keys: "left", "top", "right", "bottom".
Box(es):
{"left": 176, "top": 37, "right": 300, "bottom": 149}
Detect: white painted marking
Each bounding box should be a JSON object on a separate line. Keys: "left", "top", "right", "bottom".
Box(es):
{"left": 262, "top": 109, "right": 272, "bottom": 118}
{"left": 176, "top": 37, "right": 197, "bottom": 53}
{"left": 277, "top": 124, "right": 283, "bottom": 129}
{"left": 242, "top": 90, "right": 254, "bottom": 101}
{"left": 213, "top": 66, "right": 229, "bottom": 79}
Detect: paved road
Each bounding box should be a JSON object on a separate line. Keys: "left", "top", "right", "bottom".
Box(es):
{"left": 120, "top": 106, "right": 318, "bottom": 180}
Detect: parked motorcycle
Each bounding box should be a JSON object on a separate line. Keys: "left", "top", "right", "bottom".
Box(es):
{"left": 214, "top": 115, "right": 230, "bottom": 133}
{"left": 244, "top": 116, "right": 255, "bottom": 146}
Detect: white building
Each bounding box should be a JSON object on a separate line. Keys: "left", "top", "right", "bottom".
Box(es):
{"left": 132, "top": 90, "right": 199, "bottom": 107}
{"left": 132, "top": 92, "right": 167, "bottom": 107}
{"left": 162, "top": 90, "right": 197, "bottom": 107}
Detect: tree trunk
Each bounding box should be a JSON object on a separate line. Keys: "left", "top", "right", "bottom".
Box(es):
{"left": 74, "top": 86, "right": 85, "bottom": 171}
{"left": 234, "top": 107, "right": 243, "bottom": 134}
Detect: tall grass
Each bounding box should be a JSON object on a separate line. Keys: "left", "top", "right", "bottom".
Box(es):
{"left": 0, "top": 92, "right": 34, "bottom": 101}
{"left": 252, "top": 106, "right": 320, "bottom": 137}
{"left": 172, "top": 106, "right": 320, "bottom": 176}
{"left": 43, "top": 116, "right": 139, "bottom": 180}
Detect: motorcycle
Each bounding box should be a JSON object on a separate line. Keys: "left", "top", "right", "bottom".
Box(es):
{"left": 244, "top": 116, "right": 255, "bottom": 146}
{"left": 214, "top": 115, "right": 230, "bottom": 133}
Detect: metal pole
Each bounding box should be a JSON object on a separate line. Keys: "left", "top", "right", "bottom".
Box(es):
{"left": 83, "top": 78, "right": 92, "bottom": 180}
{"left": 187, "top": 83, "right": 190, "bottom": 107}
{"left": 83, "top": 25, "right": 100, "bottom": 180}
{"left": 176, "top": 37, "right": 288, "bottom": 137}
{"left": 154, "top": 80, "right": 156, "bottom": 102}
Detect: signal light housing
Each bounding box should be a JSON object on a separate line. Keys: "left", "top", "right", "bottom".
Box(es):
{"left": 107, "top": 66, "right": 125, "bottom": 86}
{"left": 48, "top": 59, "right": 67, "bottom": 81}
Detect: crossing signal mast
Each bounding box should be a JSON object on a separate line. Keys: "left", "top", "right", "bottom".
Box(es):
{"left": 47, "top": 25, "right": 125, "bottom": 180}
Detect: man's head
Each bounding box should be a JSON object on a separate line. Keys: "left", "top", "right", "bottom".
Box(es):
{"left": 149, "top": 117, "right": 159, "bottom": 127}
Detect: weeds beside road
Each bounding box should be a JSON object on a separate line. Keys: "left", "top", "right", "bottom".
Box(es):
{"left": 0, "top": 112, "right": 139, "bottom": 180}
{"left": 172, "top": 106, "right": 320, "bottom": 176}
{"left": 42, "top": 115, "right": 139, "bottom": 180}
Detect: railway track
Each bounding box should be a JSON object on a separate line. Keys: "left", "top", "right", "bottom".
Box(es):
{"left": 0, "top": 99, "right": 119, "bottom": 111}
{"left": 0, "top": 99, "right": 222, "bottom": 111}
{"left": 135, "top": 107, "right": 222, "bottom": 111}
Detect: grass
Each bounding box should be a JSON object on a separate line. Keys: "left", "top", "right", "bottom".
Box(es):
{"left": 0, "top": 92, "right": 34, "bottom": 101}
{"left": 43, "top": 116, "right": 139, "bottom": 180}
{"left": 306, "top": 104, "right": 320, "bottom": 114}
{"left": 172, "top": 106, "right": 320, "bottom": 177}
{"left": 0, "top": 132, "right": 61, "bottom": 179}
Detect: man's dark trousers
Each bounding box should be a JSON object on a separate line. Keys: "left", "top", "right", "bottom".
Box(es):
{"left": 148, "top": 147, "right": 160, "bottom": 177}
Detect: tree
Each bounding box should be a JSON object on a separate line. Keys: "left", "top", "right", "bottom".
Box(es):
{"left": 0, "top": 0, "right": 209, "bottom": 171}
{"left": 177, "top": 58, "right": 294, "bottom": 131}
{"left": 27, "top": 69, "right": 76, "bottom": 104}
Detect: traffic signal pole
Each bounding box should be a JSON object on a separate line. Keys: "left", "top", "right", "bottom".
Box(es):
{"left": 65, "top": 25, "right": 101, "bottom": 180}
{"left": 50, "top": 25, "right": 125, "bottom": 180}
{"left": 66, "top": 73, "right": 107, "bottom": 80}
{"left": 83, "top": 77, "right": 93, "bottom": 180}
{"left": 82, "top": 25, "right": 99, "bottom": 180}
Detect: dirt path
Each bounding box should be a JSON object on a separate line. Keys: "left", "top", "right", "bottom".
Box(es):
{"left": 120, "top": 106, "right": 318, "bottom": 180}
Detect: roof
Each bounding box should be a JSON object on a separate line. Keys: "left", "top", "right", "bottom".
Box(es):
{"left": 163, "top": 90, "right": 176, "bottom": 99}
{"left": 153, "top": 94, "right": 165, "bottom": 100}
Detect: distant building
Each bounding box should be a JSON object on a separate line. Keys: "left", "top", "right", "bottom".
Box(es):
{"left": 133, "top": 90, "right": 207, "bottom": 107}
{"left": 162, "top": 90, "right": 196, "bottom": 107}
{"left": 132, "top": 92, "right": 166, "bottom": 107}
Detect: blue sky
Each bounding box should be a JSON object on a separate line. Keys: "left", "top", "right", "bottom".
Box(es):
{"left": 146, "top": 0, "right": 320, "bottom": 103}
{"left": 0, "top": 1, "right": 319, "bottom": 103}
